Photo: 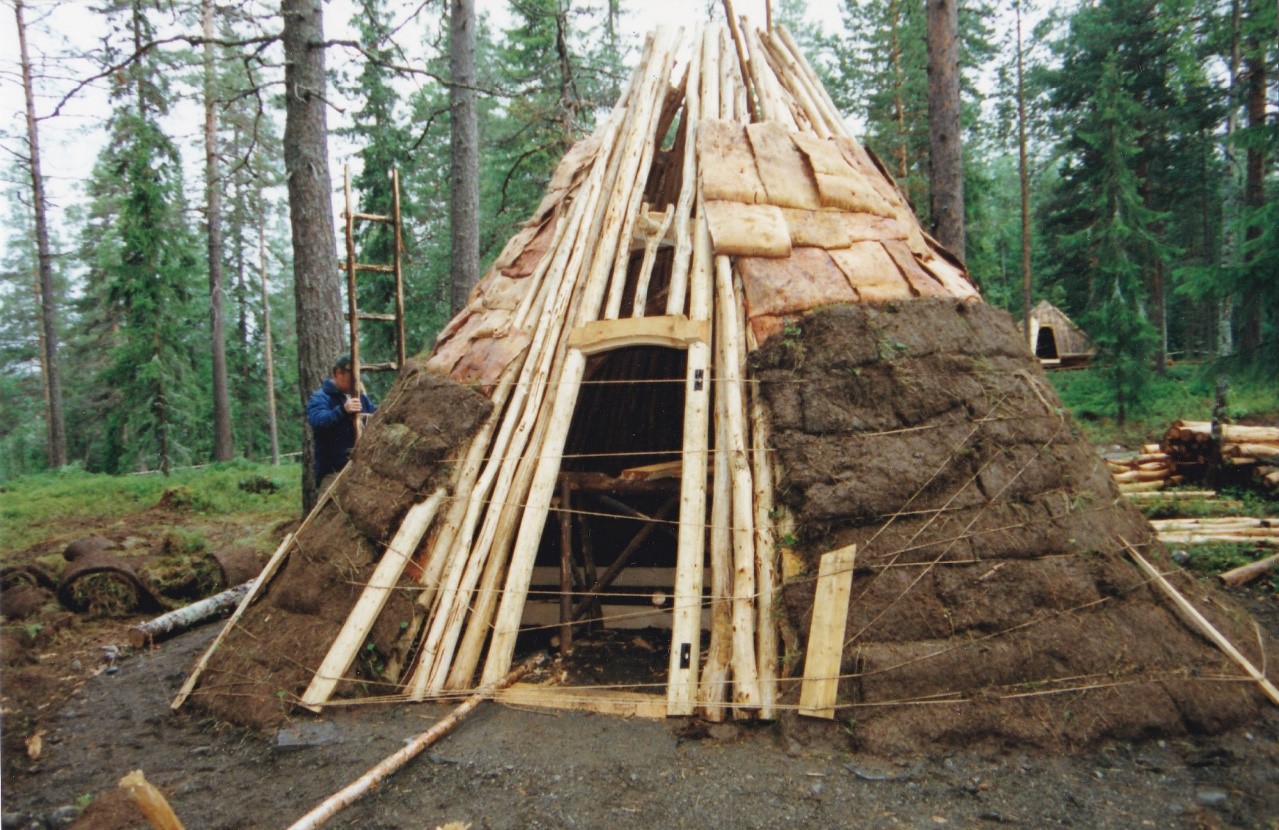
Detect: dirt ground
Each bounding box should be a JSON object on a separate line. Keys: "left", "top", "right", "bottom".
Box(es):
{"left": 2, "top": 600, "right": 1277, "bottom": 830}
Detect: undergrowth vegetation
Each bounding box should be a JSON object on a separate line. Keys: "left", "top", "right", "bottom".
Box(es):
{"left": 1048, "top": 363, "right": 1279, "bottom": 447}
{"left": 0, "top": 459, "right": 299, "bottom": 555}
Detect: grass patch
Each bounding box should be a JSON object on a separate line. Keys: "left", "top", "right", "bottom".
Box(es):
{"left": 1047, "top": 363, "right": 1279, "bottom": 447}
{"left": 1175, "top": 542, "right": 1279, "bottom": 595}
{"left": 0, "top": 459, "right": 300, "bottom": 556}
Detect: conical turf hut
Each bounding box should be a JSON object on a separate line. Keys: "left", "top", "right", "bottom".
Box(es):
{"left": 181, "top": 23, "right": 1277, "bottom": 752}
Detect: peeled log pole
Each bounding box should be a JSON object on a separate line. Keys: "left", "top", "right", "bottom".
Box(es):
{"left": 1220, "top": 552, "right": 1279, "bottom": 586}
{"left": 286, "top": 654, "right": 542, "bottom": 830}
{"left": 1123, "top": 540, "right": 1279, "bottom": 706}
{"left": 129, "top": 582, "right": 252, "bottom": 648}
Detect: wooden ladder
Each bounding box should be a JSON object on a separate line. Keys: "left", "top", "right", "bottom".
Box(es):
{"left": 342, "top": 164, "right": 407, "bottom": 433}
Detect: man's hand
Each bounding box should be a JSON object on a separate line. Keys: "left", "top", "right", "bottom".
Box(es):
{"left": 343, "top": 396, "right": 363, "bottom": 415}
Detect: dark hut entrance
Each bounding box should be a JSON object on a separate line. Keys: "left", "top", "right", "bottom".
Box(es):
{"left": 519, "top": 345, "right": 702, "bottom": 694}
{"left": 1034, "top": 325, "right": 1059, "bottom": 359}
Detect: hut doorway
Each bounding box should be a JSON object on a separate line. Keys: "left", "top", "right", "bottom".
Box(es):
{"left": 520, "top": 345, "right": 705, "bottom": 696}
{"left": 1035, "top": 325, "right": 1060, "bottom": 359}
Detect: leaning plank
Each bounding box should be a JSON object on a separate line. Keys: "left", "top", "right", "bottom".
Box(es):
{"left": 287, "top": 655, "right": 541, "bottom": 830}
{"left": 130, "top": 581, "right": 252, "bottom": 649}
{"left": 171, "top": 532, "right": 294, "bottom": 710}
{"left": 798, "top": 544, "right": 857, "bottom": 718}
{"left": 300, "top": 489, "right": 447, "bottom": 710}
{"left": 1123, "top": 540, "right": 1279, "bottom": 706}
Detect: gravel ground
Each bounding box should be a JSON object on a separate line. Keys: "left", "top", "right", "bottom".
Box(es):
{"left": 4, "top": 625, "right": 1278, "bottom": 830}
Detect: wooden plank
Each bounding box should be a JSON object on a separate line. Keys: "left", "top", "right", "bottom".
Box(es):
{"left": 1123, "top": 540, "right": 1279, "bottom": 706}
{"left": 170, "top": 531, "right": 294, "bottom": 710}
{"left": 698, "top": 119, "right": 767, "bottom": 204}
{"left": 828, "top": 241, "right": 913, "bottom": 302}
{"left": 567, "top": 315, "right": 710, "bottom": 355}
{"left": 300, "top": 490, "right": 446, "bottom": 710}
{"left": 703, "top": 200, "right": 792, "bottom": 258}
{"left": 494, "top": 683, "right": 667, "bottom": 718}
{"left": 746, "top": 122, "right": 822, "bottom": 210}
{"left": 736, "top": 248, "right": 857, "bottom": 318}
{"left": 798, "top": 544, "right": 857, "bottom": 718}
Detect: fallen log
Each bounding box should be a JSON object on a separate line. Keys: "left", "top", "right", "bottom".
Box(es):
{"left": 1220, "top": 552, "right": 1279, "bottom": 586}
{"left": 128, "top": 581, "right": 252, "bottom": 648}
{"left": 286, "top": 653, "right": 544, "bottom": 830}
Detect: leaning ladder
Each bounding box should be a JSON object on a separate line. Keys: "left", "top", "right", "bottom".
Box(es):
{"left": 342, "top": 164, "right": 407, "bottom": 436}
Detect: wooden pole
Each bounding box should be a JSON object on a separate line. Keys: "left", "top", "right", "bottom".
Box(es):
{"left": 664, "top": 23, "right": 704, "bottom": 317}
{"left": 343, "top": 165, "right": 363, "bottom": 440}
{"left": 1123, "top": 539, "right": 1279, "bottom": 706}
{"left": 171, "top": 532, "right": 294, "bottom": 709}
{"left": 286, "top": 655, "right": 543, "bottom": 830}
{"left": 557, "top": 485, "right": 574, "bottom": 654}
{"left": 391, "top": 168, "right": 407, "bottom": 368}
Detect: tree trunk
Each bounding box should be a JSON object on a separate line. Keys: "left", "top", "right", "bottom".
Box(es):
{"left": 205, "top": 0, "right": 234, "bottom": 461}
{"left": 448, "top": 0, "right": 479, "bottom": 315}
{"left": 260, "top": 218, "right": 281, "bottom": 466}
{"left": 15, "top": 0, "right": 67, "bottom": 469}
{"left": 1016, "top": 0, "right": 1032, "bottom": 344}
{"left": 282, "top": 0, "right": 343, "bottom": 510}
{"left": 889, "top": 0, "right": 909, "bottom": 189}
{"left": 926, "top": 0, "right": 964, "bottom": 262}
{"left": 1218, "top": 0, "right": 1242, "bottom": 360}
{"left": 1239, "top": 44, "right": 1265, "bottom": 355}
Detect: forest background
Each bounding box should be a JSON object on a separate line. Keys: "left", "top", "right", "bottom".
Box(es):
{"left": 0, "top": 0, "right": 1275, "bottom": 485}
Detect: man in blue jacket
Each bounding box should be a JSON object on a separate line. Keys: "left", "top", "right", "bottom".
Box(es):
{"left": 307, "top": 354, "right": 376, "bottom": 491}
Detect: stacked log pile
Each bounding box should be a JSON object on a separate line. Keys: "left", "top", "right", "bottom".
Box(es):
{"left": 1107, "top": 443, "right": 1180, "bottom": 493}
{"left": 1163, "top": 421, "right": 1279, "bottom": 492}
{"left": 1150, "top": 516, "right": 1279, "bottom": 547}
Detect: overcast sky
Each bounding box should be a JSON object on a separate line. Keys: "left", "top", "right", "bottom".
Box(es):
{"left": 0, "top": 0, "right": 843, "bottom": 259}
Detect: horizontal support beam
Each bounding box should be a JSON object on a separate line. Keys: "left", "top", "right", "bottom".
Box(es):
{"left": 357, "top": 312, "right": 398, "bottom": 322}
{"left": 567, "top": 315, "right": 709, "bottom": 356}
{"left": 360, "top": 361, "right": 398, "bottom": 372}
